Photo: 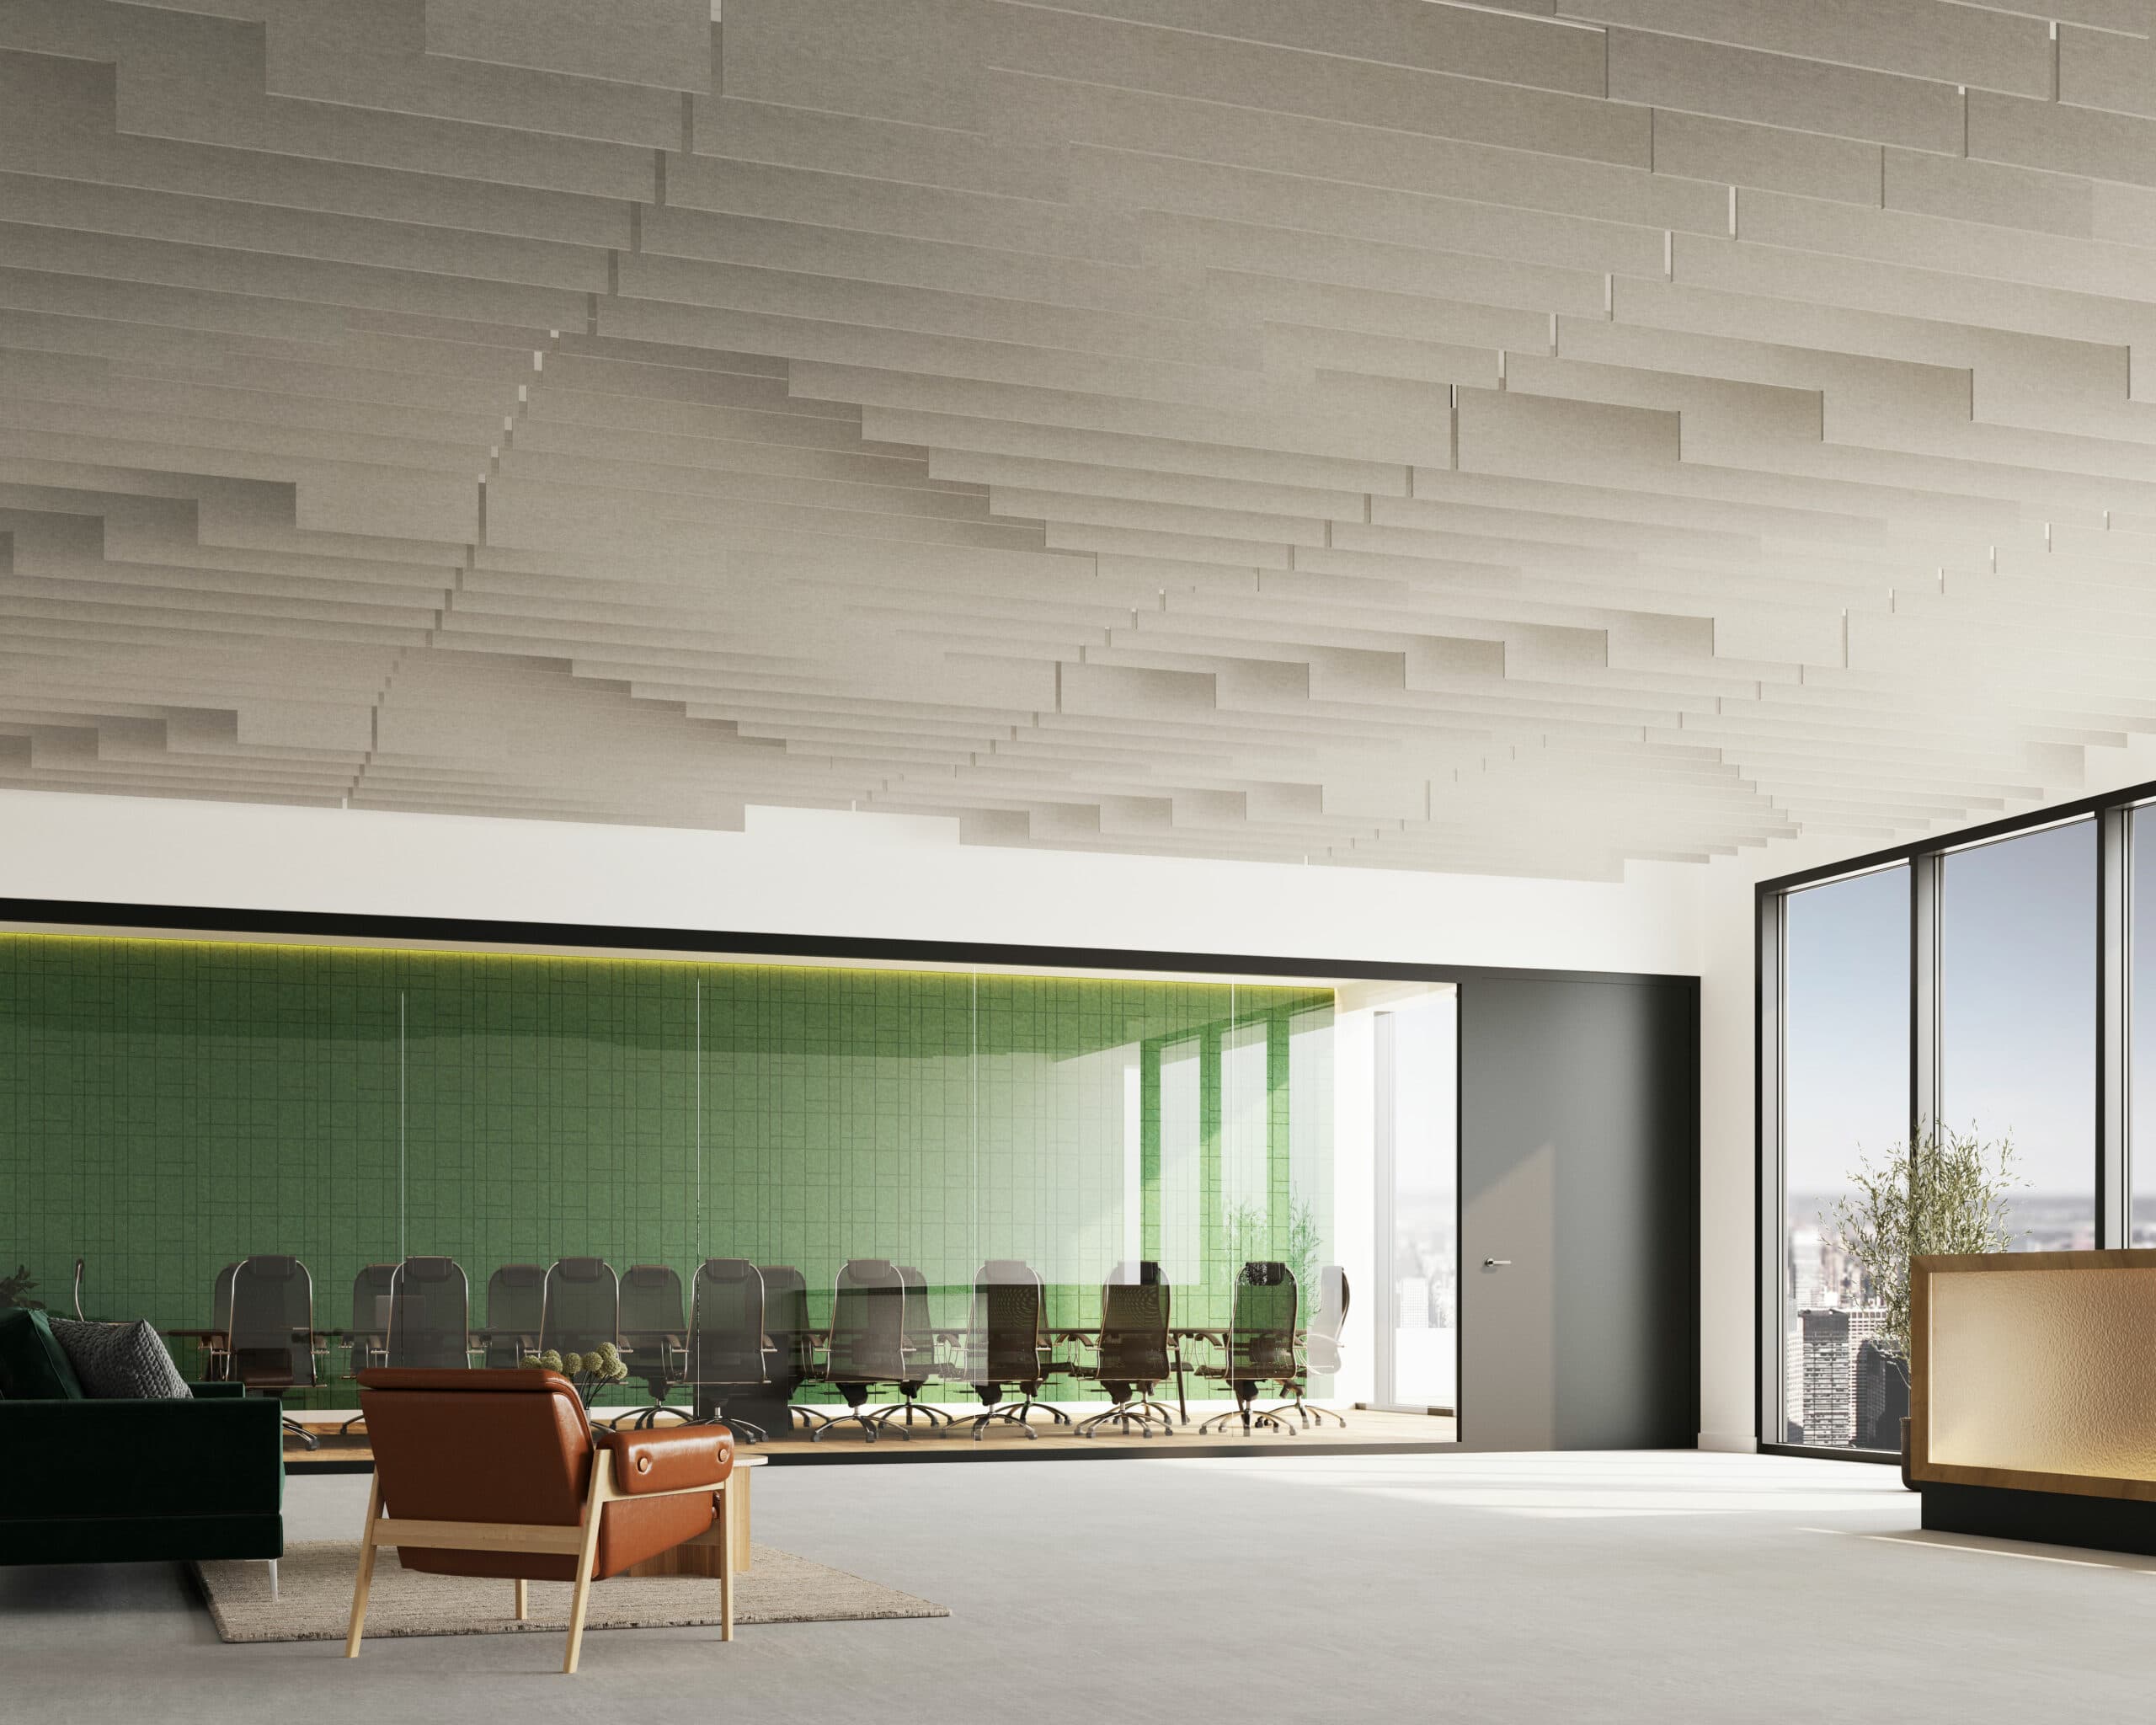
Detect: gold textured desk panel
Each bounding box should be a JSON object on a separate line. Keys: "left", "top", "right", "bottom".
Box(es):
{"left": 1913, "top": 1249, "right": 2156, "bottom": 1501}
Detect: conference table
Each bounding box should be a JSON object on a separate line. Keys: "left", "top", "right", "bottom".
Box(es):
{"left": 811, "top": 1322, "right": 1234, "bottom": 1423}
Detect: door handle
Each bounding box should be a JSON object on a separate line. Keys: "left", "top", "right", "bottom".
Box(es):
{"left": 1482, "top": 1258, "right": 1512, "bottom": 1268}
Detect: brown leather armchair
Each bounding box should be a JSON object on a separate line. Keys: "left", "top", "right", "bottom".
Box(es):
{"left": 344, "top": 1368, "right": 736, "bottom": 1674}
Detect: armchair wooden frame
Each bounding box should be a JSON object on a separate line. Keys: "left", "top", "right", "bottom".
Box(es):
{"left": 344, "top": 1445, "right": 736, "bottom": 1675}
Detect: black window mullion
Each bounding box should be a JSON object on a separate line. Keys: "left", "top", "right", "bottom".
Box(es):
{"left": 2100, "top": 807, "right": 2130, "bottom": 1250}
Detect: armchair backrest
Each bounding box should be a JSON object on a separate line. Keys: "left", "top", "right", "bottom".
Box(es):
{"left": 355, "top": 1367, "right": 728, "bottom": 1594}
{"left": 359, "top": 1368, "right": 595, "bottom": 1531}
{"left": 230, "top": 1253, "right": 317, "bottom": 1388}
{"left": 388, "top": 1256, "right": 471, "bottom": 1369}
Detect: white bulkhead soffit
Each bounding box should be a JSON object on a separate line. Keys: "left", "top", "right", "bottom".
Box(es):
{"left": 0, "top": 0, "right": 2150, "bottom": 878}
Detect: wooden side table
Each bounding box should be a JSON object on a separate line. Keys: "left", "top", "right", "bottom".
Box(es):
{"left": 623, "top": 1454, "right": 765, "bottom": 1578}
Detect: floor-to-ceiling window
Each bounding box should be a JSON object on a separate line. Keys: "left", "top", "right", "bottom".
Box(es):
{"left": 1762, "top": 794, "right": 2136, "bottom": 1455}
{"left": 2130, "top": 805, "right": 2156, "bottom": 1247}
{"left": 1780, "top": 866, "right": 1908, "bottom": 1450}
{"left": 1940, "top": 820, "right": 2097, "bottom": 1251}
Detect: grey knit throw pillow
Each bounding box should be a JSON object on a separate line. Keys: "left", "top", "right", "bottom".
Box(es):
{"left": 48, "top": 1317, "right": 192, "bottom": 1399}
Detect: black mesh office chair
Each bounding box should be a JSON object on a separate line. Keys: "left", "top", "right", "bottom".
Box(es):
{"left": 1269, "top": 1264, "right": 1349, "bottom": 1429}
{"left": 206, "top": 1261, "right": 240, "bottom": 1381}
{"left": 483, "top": 1263, "right": 546, "bottom": 1368}
{"left": 1077, "top": 1267, "right": 1176, "bottom": 1438}
{"left": 348, "top": 1264, "right": 397, "bottom": 1375}
{"left": 610, "top": 1263, "right": 691, "bottom": 1429}
{"left": 334, "top": 1263, "right": 398, "bottom": 1434}
{"left": 1197, "top": 1261, "right": 1300, "bottom": 1435}
{"left": 681, "top": 1258, "right": 775, "bottom": 1442}
{"left": 228, "top": 1253, "right": 323, "bottom": 1449}
{"left": 964, "top": 1260, "right": 1066, "bottom": 1439}
{"left": 540, "top": 1256, "right": 621, "bottom": 1356}
{"left": 870, "top": 1264, "right": 955, "bottom": 1433}
{"left": 818, "top": 1258, "right": 916, "bottom": 1442}
{"left": 387, "top": 1257, "right": 472, "bottom": 1368}
{"left": 758, "top": 1263, "right": 835, "bottom": 1435}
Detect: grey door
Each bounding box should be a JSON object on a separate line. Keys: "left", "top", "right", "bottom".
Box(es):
{"left": 1459, "top": 975, "right": 1697, "bottom": 1450}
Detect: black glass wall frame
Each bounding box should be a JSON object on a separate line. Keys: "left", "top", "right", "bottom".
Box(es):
{"left": 1757, "top": 788, "right": 2143, "bottom": 1459}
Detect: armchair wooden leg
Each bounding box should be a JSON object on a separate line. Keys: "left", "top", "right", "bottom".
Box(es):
{"left": 344, "top": 1474, "right": 382, "bottom": 1658}
{"left": 717, "top": 1485, "right": 734, "bottom": 1643}
{"left": 562, "top": 1465, "right": 608, "bottom": 1675}
{"left": 515, "top": 1578, "right": 529, "bottom": 1622}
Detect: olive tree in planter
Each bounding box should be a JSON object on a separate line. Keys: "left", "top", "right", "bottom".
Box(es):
{"left": 1828, "top": 1123, "right": 2020, "bottom": 1473}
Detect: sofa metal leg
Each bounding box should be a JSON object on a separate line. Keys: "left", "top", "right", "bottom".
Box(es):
{"left": 267, "top": 1559, "right": 278, "bottom": 1601}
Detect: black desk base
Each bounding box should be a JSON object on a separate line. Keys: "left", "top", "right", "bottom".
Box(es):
{"left": 1920, "top": 1481, "right": 2156, "bottom": 1557}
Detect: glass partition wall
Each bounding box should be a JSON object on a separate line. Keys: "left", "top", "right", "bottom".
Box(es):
{"left": 1760, "top": 793, "right": 2156, "bottom": 1456}
{"left": 0, "top": 932, "right": 1452, "bottom": 1426}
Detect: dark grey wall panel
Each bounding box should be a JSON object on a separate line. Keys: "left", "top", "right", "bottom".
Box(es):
{"left": 1460, "top": 975, "right": 1698, "bottom": 1450}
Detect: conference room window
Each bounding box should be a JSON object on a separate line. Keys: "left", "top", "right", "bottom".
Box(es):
{"left": 1158, "top": 1036, "right": 1203, "bottom": 1290}
{"left": 1, "top": 934, "right": 1398, "bottom": 1430}
{"left": 1778, "top": 865, "right": 1910, "bottom": 1450}
{"left": 1377, "top": 991, "right": 1457, "bottom": 1413}
{"left": 1939, "top": 820, "right": 2098, "bottom": 1253}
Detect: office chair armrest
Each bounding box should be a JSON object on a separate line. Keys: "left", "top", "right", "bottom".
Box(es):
{"left": 598, "top": 1425, "right": 735, "bottom": 1495}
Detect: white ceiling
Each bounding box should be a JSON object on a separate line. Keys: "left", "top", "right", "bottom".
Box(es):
{"left": 3, "top": 1, "right": 2155, "bottom": 879}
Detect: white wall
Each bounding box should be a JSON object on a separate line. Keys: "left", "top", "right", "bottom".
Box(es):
{"left": 0, "top": 789, "right": 1705, "bottom": 974}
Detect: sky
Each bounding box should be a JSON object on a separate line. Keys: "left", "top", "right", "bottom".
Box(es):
{"left": 1784, "top": 817, "right": 2103, "bottom": 1209}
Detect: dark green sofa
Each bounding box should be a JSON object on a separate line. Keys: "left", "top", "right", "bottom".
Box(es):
{"left": 0, "top": 1311, "right": 284, "bottom": 1566}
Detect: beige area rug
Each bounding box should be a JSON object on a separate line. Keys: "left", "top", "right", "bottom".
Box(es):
{"left": 192, "top": 1541, "right": 948, "bottom": 1644}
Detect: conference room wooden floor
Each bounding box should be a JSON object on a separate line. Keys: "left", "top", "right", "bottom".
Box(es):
{"left": 283, "top": 1404, "right": 1458, "bottom": 1470}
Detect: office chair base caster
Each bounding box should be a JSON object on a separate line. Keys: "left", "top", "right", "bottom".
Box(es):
{"left": 816, "top": 1409, "right": 910, "bottom": 1443}
{"left": 867, "top": 1398, "right": 954, "bottom": 1434}
{"left": 969, "top": 1394, "right": 1068, "bottom": 1439}
{"left": 787, "top": 1405, "right": 837, "bottom": 1437}
{"left": 969, "top": 1404, "right": 1039, "bottom": 1441}
{"left": 280, "top": 1416, "right": 320, "bottom": 1450}
{"left": 609, "top": 1403, "right": 695, "bottom": 1431}
{"left": 1001, "top": 1396, "right": 1070, "bottom": 1427}
{"left": 1196, "top": 1403, "right": 1295, "bottom": 1436}
{"left": 337, "top": 1413, "right": 367, "bottom": 1435}
{"left": 687, "top": 1404, "right": 771, "bottom": 1444}
{"left": 1076, "top": 1398, "right": 1176, "bottom": 1439}
{"left": 1262, "top": 1395, "right": 1346, "bottom": 1429}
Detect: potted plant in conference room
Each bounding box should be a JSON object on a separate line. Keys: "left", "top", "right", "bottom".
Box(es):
{"left": 1828, "top": 1123, "right": 2020, "bottom": 1483}
{"left": 522, "top": 1343, "right": 629, "bottom": 1404}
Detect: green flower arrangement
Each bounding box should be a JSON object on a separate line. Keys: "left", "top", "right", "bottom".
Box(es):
{"left": 521, "top": 1342, "right": 630, "bottom": 1402}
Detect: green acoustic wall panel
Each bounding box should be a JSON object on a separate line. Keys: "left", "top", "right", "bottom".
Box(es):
{"left": 0, "top": 936, "right": 1333, "bottom": 1407}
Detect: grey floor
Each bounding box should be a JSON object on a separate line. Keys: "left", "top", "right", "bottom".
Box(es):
{"left": 3, "top": 1450, "right": 2148, "bottom": 1723}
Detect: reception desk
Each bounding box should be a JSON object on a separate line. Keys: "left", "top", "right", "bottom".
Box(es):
{"left": 1911, "top": 1248, "right": 2156, "bottom": 1554}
